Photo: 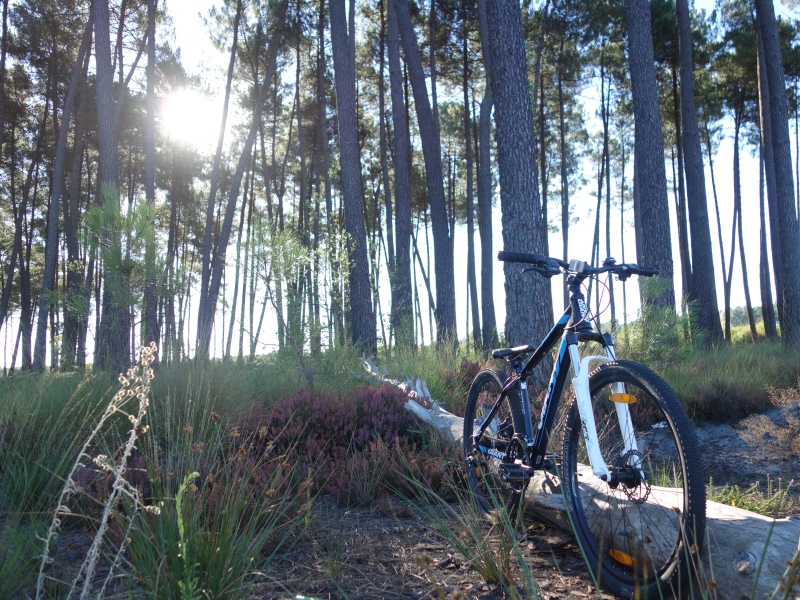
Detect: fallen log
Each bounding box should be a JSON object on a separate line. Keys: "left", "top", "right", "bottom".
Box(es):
{"left": 362, "top": 360, "right": 800, "bottom": 600}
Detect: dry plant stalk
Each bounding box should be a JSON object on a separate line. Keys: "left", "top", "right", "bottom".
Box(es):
{"left": 35, "top": 342, "right": 159, "bottom": 600}
{"left": 772, "top": 540, "right": 800, "bottom": 600}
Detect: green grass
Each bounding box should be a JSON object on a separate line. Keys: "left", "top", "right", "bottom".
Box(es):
{"left": 1, "top": 334, "right": 800, "bottom": 598}
{"left": 657, "top": 341, "right": 800, "bottom": 421}
{"left": 611, "top": 308, "right": 800, "bottom": 421}
{"left": 708, "top": 476, "right": 797, "bottom": 518}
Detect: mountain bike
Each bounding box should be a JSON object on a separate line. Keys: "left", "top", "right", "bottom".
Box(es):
{"left": 464, "top": 251, "right": 705, "bottom": 599}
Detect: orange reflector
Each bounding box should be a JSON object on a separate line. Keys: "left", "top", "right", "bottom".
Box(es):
{"left": 609, "top": 549, "right": 636, "bottom": 567}
{"left": 610, "top": 392, "right": 637, "bottom": 404}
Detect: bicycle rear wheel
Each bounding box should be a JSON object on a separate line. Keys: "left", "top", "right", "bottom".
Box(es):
{"left": 561, "top": 360, "right": 705, "bottom": 599}
{"left": 463, "top": 368, "right": 525, "bottom": 516}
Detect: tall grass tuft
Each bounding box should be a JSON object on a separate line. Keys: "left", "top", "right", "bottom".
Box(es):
{"left": 391, "top": 445, "right": 541, "bottom": 598}
{"left": 125, "top": 410, "right": 310, "bottom": 599}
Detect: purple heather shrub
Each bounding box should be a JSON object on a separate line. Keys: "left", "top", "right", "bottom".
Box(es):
{"left": 235, "top": 384, "right": 430, "bottom": 502}
{"left": 242, "top": 384, "right": 415, "bottom": 458}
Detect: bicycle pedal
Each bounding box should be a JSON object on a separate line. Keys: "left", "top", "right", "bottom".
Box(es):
{"left": 499, "top": 461, "right": 534, "bottom": 483}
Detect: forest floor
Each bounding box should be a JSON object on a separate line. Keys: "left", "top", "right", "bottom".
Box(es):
{"left": 255, "top": 494, "right": 614, "bottom": 600}
{"left": 26, "top": 401, "right": 800, "bottom": 600}
{"left": 254, "top": 401, "right": 800, "bottom": 600}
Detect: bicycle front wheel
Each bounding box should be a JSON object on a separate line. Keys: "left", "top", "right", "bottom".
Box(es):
{"left": 561, "top": 360, "right": 705, "bottom": 599}
{"left": 463, "top": 368, "right": 525, "bottom": 516}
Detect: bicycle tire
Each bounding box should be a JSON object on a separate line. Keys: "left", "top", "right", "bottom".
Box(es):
{"left": 463, "top": 368, "right": 526, "bottom": 516}
{"left": 561, "top": 360, "right": 705, "bottom": 599}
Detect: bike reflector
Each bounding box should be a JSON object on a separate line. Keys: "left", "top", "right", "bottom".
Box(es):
{"left": 609, "top": 549, "right": 636, "bottom": 567}
{"left": 610, "top": 392, "right": 637, "bottom": 404}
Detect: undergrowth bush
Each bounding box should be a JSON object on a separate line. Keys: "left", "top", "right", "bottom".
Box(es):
{"left": 662, "top": 343, "right": 800, "bottom": 421}
{"left": 234, "top": 383, "right": 458, "bottom": 505}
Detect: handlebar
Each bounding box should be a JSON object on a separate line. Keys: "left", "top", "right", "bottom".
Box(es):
{"left": 497, "top": 250, "right": 658, "bottom": 281}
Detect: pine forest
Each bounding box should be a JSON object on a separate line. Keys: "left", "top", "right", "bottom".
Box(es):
{"left": 1, "top": 0, "right": 800, "bottom": 373}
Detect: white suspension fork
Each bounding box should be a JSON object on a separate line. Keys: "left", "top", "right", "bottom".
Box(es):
{"left": 605, "top": 346, "right": 642, "bottom": 471}
{"left": 568, "top": 344, "right": 641, "bottom": 481}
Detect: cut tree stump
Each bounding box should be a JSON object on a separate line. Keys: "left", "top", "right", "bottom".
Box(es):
{"left": 362, "top": 360, "right": 800, "bottom": 600}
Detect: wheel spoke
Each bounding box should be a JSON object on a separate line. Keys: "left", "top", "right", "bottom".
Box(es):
{"left": 562, "top": 361, "right": 705, "bottom": 597}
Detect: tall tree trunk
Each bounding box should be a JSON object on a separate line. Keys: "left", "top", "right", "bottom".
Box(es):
{"left": 559, "top": 44, "right": 570, "bottom": 308}
{"left": 759, "top": 141, "right": 779, "bottom": 341}
{"left": 295, "top": 36, "right": 312, "bottom": 352}
{"left": 626, "top": 0, "right": 675, "bottom": 309}
{"left": 726, "top": 115, "right": 746, "bottom": 342}
{"left": 0, "top": 0, "right": 8, "bottom": 167}
{"left": 2, "top": 120, "right": 26, "bottom": 365}
{"left": 62, "top": 93, "right": 89, "bottom": 368}
{"left": 463, "top": 14, "right": 480, "bottom": 349}
{"left": 378, "top": 0, "right": 395, "bottom": 319}
{"left": 671, "top": 68, "right": 692, "bottom": 302}
{"left": 388, "top": 0, "right": 414, "bottom": 348}
{"left": 604, "top": 85, "right": 615, "bottom": 329}
{"left": 676, "top": 0, "right": 723, "bottom": 346}
{"left": 704, "top": 122, "right": 731, "bottom": 342}
{"left": 330, "top": 0, "right": 377, "bottom": 354}
{"left": 197, "top": 0, "right": 243, "bottom": 356}
{"left": 756, "top": 37, "right": 784, "bottom": 330}
{"left": 476, "top": 0, "right": 497, "bottom": 350}
{"left": 316, "top": 0, "right": 338, "bottom": 348}
{"left": 32, "top": 15, "right": 93, "bottom": 371}
{"left": 143, "top": 0, "right": 159, "bottom": 351}
{"left": 429, "top": 0, "right": 439, "bottom": 135}
{"left": 735, "top": 170, "right": 758, "bottom": 343}
{"left": 486, "top": 0, "right": 552, "bottom": 386}
{"left": 226, "top": 170, "right": 249, "bottom": 360}
{"left": 196, "top": 0, "right": 289, "bottom": 360}
{"left": 393, "top": 0, "right": 456, "bottom": 344}
{"left": 755, "top": 0, "right": 800, "bottom": 348}
{"left": 94, "top": 0, "right": 128, "bottom": 374}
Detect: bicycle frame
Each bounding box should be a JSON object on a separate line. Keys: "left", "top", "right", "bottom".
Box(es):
{"left": 471, "top": 275, "right": 641, "bottom": 483}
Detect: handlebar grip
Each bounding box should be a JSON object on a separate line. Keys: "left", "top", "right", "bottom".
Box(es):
{"left": 497, "top": 251, "right": 549, "bottom": 264}
{"left": 636, "top": 267, "right": 659, "bottom": 277}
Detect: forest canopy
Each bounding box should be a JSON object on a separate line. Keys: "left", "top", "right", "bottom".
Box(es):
{"left": 0, "top": 0, "right": 799, "bottom": 373}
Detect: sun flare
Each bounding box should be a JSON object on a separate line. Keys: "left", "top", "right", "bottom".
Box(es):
{"left": 161, "top": 89, "right": 220, "bottom": 151}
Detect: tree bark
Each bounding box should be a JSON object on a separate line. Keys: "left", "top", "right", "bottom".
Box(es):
{"left": 671, "top": 68, "right": 692, "bottom": 303}
{"left": 330, "top": 0, "right": 377, "bottom": 354}
{"left": 626, "top": 0, "right": 675, "bottom": 309}
{"left": 143, "top": 0, "right": 159, "bottom": 351}
{"left": 485, "top": 0, "right": 552, "bottom": 386}
{"left": 0, "top": 0, "right": 8, "bottom": 166}
{"left": 388, "top": 0, "right": 414, "bottom": 348}
{"left": 756, "top": 30, "right": 784, "bottom": 331}
{"left": 755, "top": 0, "right": 800, "bottom": 348}
{"left": 759, "top": 140, "right": 779, "bottom": 341}
{"left": 394, "top": 0, "right": 456, "bottom": 344}
{"left": 559, "top": 44, "right": 570, "bottom": 309}
{"left": 379, "top": 0, "right": 395, "bottom": 299}
{"left": 463, "top": 11, "right": 480, "bottom": 350}
{"left": 676, "top": 0, "right": 723, "bottom": 346}
{"left": 476, "top": 0, "right": 497, "bottom": 350}
{"left": 93, "top": 0, "right": 128, "bottom": 374}
{"left": 704, "top": 123, "right": 732, "bottom": 343}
